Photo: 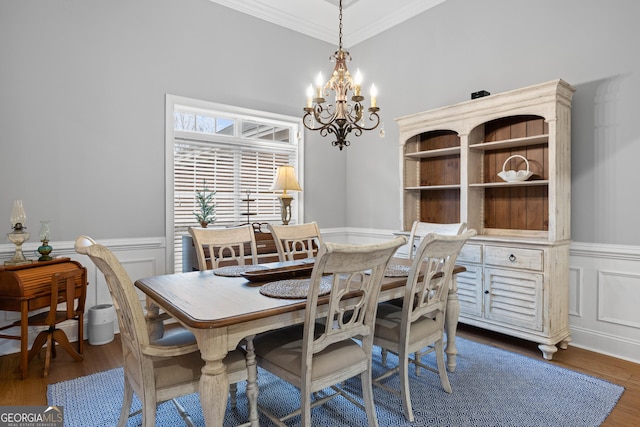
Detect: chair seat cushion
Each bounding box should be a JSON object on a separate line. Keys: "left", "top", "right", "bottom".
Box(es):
{"left": 374, "top": 303, "right": 440, "bottom": 346}
{"left": 223, "top": 347, "right": 249, "bottom": 375}
{"left": 151, "top": 349, "right": 204, "bottom": 389}
{"left": 151, "top": 327, "right": 197, "bottom": 347}
{"left": 146, "top": 328, "right": 246, "bottom": 389}
{"left": 254, "top": 325, "right": 366, "bottom": 381}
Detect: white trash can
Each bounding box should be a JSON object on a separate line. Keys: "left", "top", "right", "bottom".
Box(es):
{"left": 88, "top": 304, "right": 115, "bottom": 345}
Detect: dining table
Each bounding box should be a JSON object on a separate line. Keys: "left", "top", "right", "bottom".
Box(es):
{"left": 134, "top": 257, "right": 465, "bottom": 426}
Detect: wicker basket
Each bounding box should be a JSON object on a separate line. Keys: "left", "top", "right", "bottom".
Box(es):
{"left": 497, "top": 154, "right": 533, "bottom": 182}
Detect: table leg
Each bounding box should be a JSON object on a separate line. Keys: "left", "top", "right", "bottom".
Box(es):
{"left": 20, "top": 301, "right": 28, "bottom": 379}
{"left": 193, "top": 330, "right": 229, "bottom": 426}
{"left": 244, "top": 337, "right": 259, "bottom": 427}
{"left": 444, "top": 276, "right": 459, "bottom": 373}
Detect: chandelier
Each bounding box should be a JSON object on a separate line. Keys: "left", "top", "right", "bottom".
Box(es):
{"left": 303, "top": 0, "right": 381, "bottom": 150}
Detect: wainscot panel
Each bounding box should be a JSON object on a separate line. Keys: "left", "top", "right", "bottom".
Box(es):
{"left": 0, "top": 237, "right": 165, "bottom": 356}
{"left": 337, "top": 229, "right": 640, "bottom": 364}
{"left": 2, "top": 232, "right": 638, "bottom": 364}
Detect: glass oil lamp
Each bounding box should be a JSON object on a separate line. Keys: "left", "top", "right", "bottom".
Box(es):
{"left": 5, "top": 200, "right": 32, "bottom": 266}
{"left": 37, "top": 220, "right": 53, "bottom": 261}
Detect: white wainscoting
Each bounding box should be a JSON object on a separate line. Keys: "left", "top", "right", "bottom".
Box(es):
{"left": 336, "top": 228, "right": 640, "bottom": 364}
{"left": 0, "top": 237, "right": 165, "bottom": 357}
{"left": 1, "top": 231, "right": 638, "bottom": 364}
{"left": 568, "top": 242, "right": 640, "bottom": 364}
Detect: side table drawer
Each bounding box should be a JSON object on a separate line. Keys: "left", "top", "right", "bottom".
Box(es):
{"left": 485, "top": 246, "right": 543, "bottom": 271}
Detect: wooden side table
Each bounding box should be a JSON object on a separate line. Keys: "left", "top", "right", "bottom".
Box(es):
{"left": 0, "top": 258, "right": 87, "bottom": 379}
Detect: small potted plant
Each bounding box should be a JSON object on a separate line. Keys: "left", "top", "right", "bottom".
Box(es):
{"left": 194, "top": 181, "right": 216, "bottom": 228}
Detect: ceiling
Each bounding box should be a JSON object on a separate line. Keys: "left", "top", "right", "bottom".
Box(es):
{"left": 209, "top": 0, "right": 446, "bottom": 47}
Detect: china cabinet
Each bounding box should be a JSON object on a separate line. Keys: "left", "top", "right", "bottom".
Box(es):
{"left": 397, "top": 79, "right": 575, "bottom": 359}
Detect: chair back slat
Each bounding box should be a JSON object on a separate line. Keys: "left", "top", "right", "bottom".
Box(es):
{"left": 304, "top": 237, "right": 406, "bottom": 357}
{"left": 189, "top": 225, "right": 258, "bottom": 270}
{"left": 46, "top": 269, "right": 87, "bottom": 325}
{"left": 404, "top": 230, "right": 477, "bottom": 327}
{"left": 267, "top": 222, "right": 322, "bottom": 262}
{"left": 407, "top": 221, "right": 467, "bottom": 259}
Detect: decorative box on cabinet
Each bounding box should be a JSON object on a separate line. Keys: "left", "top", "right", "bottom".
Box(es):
{"left": 397, "top": 79, "right": 575, "bottom": 359}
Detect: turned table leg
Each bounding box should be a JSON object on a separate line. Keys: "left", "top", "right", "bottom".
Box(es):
{"left": 193, "top": 330, "right": 230, "bottom": 426}
{"left": 444, "top": 276, "right": 460, "bottom": 372}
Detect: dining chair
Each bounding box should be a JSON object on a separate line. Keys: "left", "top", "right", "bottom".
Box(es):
{"left": 26, "top": 268, "right": 87, "bottom": 377}
{"left": 189, "top": 224, "right": 258, "bottom": 270}
{"left": 407, "top": 221, "right": 467, "bottom": 259}
{"left": 372, "top": 229, "right": 476, "bottom": 422}
{"left": 403, "top": 221, "right": 468, "bottom": 374}
{"left": 74, "top": 235, "right": 258, "bottom": 427}
{"left": 267, "top": 221, "right": 322, "bottom": 262}
{"left": 253, "top": 236, "right": 407, "bottom": 427}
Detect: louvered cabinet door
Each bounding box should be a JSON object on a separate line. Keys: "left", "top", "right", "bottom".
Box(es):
{"left": 483, "top": 267, "right": 544, "bottom": 332}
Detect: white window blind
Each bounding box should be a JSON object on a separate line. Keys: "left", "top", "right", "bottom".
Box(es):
{"left": 167, "top": 98, "right": 302, "bottom": 273}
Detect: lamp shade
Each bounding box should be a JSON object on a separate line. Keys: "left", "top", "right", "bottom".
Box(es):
{"left": 270, "top": 166, "right": 302, "bottom": 195}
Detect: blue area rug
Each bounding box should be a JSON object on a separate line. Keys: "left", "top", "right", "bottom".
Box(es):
{"left": 47, "top": 337, "right": 624, "bottom": 426}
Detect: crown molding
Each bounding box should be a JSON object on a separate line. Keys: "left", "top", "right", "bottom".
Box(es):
{"left": 209, "top": 0, "right": 446, "bottom": 47}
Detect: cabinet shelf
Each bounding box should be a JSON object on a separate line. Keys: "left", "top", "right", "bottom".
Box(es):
{"left": 470, "top": 180, "right": 548, "bottom": 188}
{"left": 405, "top": 184, "right": 461, "bottom": 190}
{"left": 405, "top": 146, "right": 461, "bottom": 159}
{"left": 470, "top": 134, "right": 548, "bottom": 151}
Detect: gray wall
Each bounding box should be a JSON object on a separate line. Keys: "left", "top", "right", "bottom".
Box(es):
{"left": 0, "top": 0, "right": 346, "bottom": 241}
{"left": 1, "top": 0, "right": 639, "bottom": 246}
{"left": 347, "top": 0, "right": 640, "bottom": 245}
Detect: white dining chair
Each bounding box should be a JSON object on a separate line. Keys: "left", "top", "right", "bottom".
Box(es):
{"left": 253, "top": 236, "right": 406, "bottom": 426}
{"left": 373, "top": 230, "right": 476, "bottom": 422}
{"left": 407, "top": 221, "right": 467, "bottom": 259}
{"left": 267, "top": 221, "right": 322, "bottom": 262}
{"left": 189, "top": 224, "right": 259, "bottom": 270}
{"left": 387, "top": 221, "right": 468, "bottom": 374}
{"left": 74, "top": 235, "right": 258, "bottom": 427}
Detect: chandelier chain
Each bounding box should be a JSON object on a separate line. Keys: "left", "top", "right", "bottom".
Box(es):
{"left": 338, "top": 0, "right": 343, "bottom": 50}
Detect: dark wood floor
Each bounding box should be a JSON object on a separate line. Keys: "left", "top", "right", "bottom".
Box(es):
{"left": 1, "top": 325, "right": 638, "bottom": 426}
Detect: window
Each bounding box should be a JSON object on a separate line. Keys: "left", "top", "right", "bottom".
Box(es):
{"left": 166, "top": 95, "right": 304, "bottom": 273}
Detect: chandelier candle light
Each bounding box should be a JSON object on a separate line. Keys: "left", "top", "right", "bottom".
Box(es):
{"left": 303, "top": 0, "right": 381, "bottom": 150}
{"left": 270, "top": 165, "right": 302, "bottom": 225}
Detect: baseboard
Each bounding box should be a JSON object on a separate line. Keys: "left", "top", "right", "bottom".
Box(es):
{"left": 569, "top": 325, "right": 640, "bottom": 364}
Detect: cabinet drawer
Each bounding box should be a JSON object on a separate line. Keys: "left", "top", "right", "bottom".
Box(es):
{"left": 485, "top": 246, "right": 543, "bottom": 271}
{"left": 458, "top": 243, "right": 482, "bottom": 264}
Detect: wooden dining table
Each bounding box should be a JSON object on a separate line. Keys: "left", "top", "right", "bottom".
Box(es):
{"left": 134, "top": 258, "right": 465, "bottom": 426}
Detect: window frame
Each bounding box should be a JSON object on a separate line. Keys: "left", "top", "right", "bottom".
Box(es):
{"left": 165, "top": 94, "right": 304, "bottom": 273}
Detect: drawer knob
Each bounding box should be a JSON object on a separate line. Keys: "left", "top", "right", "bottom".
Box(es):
{"left": 508, "top": 254, "right": 516, "bottom": 262}
{"left": 484, "top": 290, "right": 489, "bottom": 295}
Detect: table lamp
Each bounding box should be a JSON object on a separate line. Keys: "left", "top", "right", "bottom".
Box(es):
{"left": 5, "top": 200, "right": 32, "bottom": 266}
{"left": 270, "top": 165, "right": 302, "bottom": 225}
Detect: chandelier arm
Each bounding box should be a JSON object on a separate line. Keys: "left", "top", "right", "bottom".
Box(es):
{"left": 351, "top": 111, "right": 381, "bottom": 132}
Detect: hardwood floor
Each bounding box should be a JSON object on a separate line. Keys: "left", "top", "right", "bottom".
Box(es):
{"left": 1, "top": 326, "right": 638, "bottom": 426}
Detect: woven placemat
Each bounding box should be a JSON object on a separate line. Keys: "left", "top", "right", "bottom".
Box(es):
{"left": 385, "top": 264, "right": 411, "bottom": 277}
{"left": 212, "top": 265, "right": 268, "bottom": 277}
{"left": 259, "top": 278, "right": 332, "bottom": 299}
